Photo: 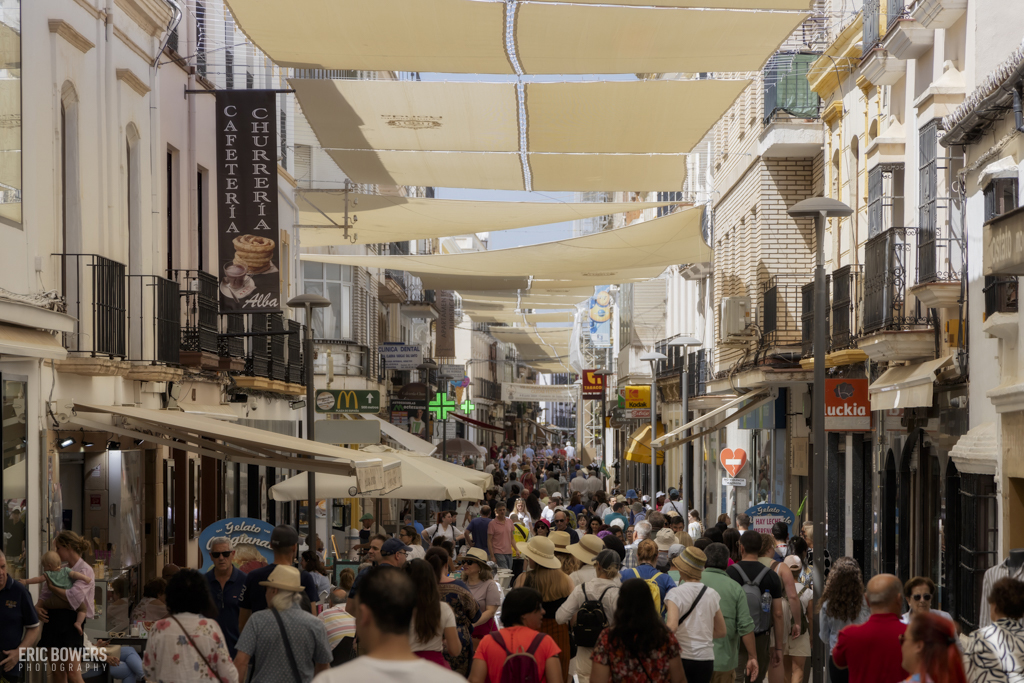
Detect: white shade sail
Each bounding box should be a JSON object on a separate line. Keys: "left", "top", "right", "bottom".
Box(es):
{"left": 528, "top": 0, "right": 811, "bottom": 7}
{"left": 293, "top": 78, "right": 749, "bottom": 155}
{"left": 326, "top": 149, "right": 687, "bottom": 192}
{"left": 300, "top": 206, "right": 710, "bottom": 281}
{"left": 418, "top": 273, "right": 531, "bottom": 292}
{"left": 227, "top": 0, "right": 807, "bottom": 74}
{"left": 468, "top": 310, "right": 576, "bottom": 324}
{"left": 296, "top": 190, "right": 679, "bottom": 247}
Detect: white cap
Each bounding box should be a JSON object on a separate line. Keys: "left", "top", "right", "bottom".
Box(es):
{"left": 642, "top": 495, "right": 651, "bottom": 503}
{"left": 656, "top": 491, "right": 666, "bottom": 498}
{"left": 608, "top": 518, "right": 625, "bottom": 529}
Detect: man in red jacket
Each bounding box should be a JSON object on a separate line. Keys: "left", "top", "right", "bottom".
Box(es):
{"left": 833, "top": 573, "right": 908, "bottom": 683}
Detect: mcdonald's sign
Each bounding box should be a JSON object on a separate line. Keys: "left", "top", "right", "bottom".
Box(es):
{"left": 314, "top": 389, "right": 382, "bottom": 414}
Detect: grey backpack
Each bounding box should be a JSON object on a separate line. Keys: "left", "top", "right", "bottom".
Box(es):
{"left": 734, "top": 564, "right": 773, "bottom": 633}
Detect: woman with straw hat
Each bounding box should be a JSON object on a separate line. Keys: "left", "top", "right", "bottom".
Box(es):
{"left": 567, "top": 535, "right": 607, "bottom": 587}
{"left": 550, "top": 530, "right": 582, "bottom": 576}
{"left": 556, "top": 550, "right": 622, "bottom": 683}
{"left": 513, "top": 536, "right": 575, "bottom": 683}
{"left": 458, "top": 548, "right": 501, "bottom": 646}
{"left": 665, "top": 547, "right": 727, "bottom": 683}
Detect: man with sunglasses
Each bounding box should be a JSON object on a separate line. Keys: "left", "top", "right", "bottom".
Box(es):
{"left": 205, "top": 537, "right": 246, "bottom": 657}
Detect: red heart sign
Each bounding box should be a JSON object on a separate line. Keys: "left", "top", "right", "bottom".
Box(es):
{"left": 720, "top": 448, "right": 747, "bottom": 477}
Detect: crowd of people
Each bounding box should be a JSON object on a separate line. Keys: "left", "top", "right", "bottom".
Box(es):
{"left": 4, "top": 442, "right": 1024, "bottom": 683}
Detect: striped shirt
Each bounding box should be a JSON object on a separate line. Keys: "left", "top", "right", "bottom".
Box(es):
{"left": 979, "top": 559, "right": 1024, "bottom": 628}
{"left": 319, "top": 605, "right": 356, "bottom": 649}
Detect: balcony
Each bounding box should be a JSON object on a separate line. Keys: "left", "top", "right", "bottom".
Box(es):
{"left": 831, "top": 265, "right": 864, "bottom": 351}
{"left": 402, "top": 288, "right": 439, "bottom": 319}
{"left": 758, "top": 52, "right": 823, "bottom": 158}
{"left": 125, "top": 275, "right": 181, "bottom": 381}
{"left": 57, "top": 254, "right": 127, "bottom": 361}
{"left": 911, "top": 0, "right": 967, "bottom": 29}
{"left": 380, "top": 269, "right": 409, "bottom": 304}
{"left": 857, "top": 227, "right": 936, "bottom": 362}
{"left": 176, "top": 270, "right": 221, "bottom": 371}
{"left": 225, "top": 313, "right": 305, "bottom": 395}
{"left": 982, "top": 276, "right": 1018, "bottom": 342}
{"left": 476, "top": 377, "right": 501, "bottom": 402}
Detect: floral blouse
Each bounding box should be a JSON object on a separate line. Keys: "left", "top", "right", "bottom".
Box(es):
{"left": 142, "top": 612, "right": 239, "bottom": 683}
{"left": 962, "top": 617, "right": 1024, "bottom": 683}
{"left": 592, "top": 628, "right": 681, "bottom": 683}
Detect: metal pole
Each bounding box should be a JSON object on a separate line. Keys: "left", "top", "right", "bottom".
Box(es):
{"left": 600, "top": 384, "right": 606, "bottom": 468}
{"left": 681, "top": 358, "right": 689, "bottom": 511}
{"left": 812, "top": 212, "right": 827, "bottom": 683}
{"left": 650, "top": 367, "right": 658, "bottom": 503}
{"left": 304, "top": 303, "right": 317, "bottom": 555}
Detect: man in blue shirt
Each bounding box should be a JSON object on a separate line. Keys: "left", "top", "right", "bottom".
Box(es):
{"left": 619, "top": 538, "right": 676, "bottom": 612}
{"left": 465, "top": 505, "right": 492, "bottom": 552}
{"left": 238, "top": 525, "right": 319, "bottom": 631}
{"left": 204, "top": 537, "right": 246, "bottom": 657}
{"left": 0, "top": 550, "right": 40, "bottom": 680}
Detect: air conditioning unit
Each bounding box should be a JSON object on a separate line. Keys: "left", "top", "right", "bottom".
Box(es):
{"left": 721, "top": 297, "right": 752, "bottom": 337}
{"left": 679, "top": 262, "right": 713, "bottom": 280}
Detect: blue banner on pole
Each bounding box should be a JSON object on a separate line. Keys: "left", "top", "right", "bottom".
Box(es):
{"left": 743, "top": 502, "right": 797, "bottom": 537}
{"left": 198, "top": 517, "right": 276, "bottom": 572}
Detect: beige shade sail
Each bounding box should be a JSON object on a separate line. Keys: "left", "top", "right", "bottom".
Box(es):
{"left": 417, "top": 273, "right": 531, "bottom": 292}
{"left": 300, "top": 206, "right": 710, "bottom": 279}
{"left": 291, "top": 78, "right": 518, "bottom": 152}
{"left": 515, "top": 4, "right": 809, "bottom": 74}
{"left": 328, "top": 149, "right": 687, "bottom": 192}
{"left": 468, "top": 311, "right": 576, "bottom": 324}
{"left": 296, "top": 190, "right": 679, "bottom": 246}
{"left": 224, "top": 0, "right": 513, "bottom": 73}
{"left": 527, "top": 0, "right": 811, "bottom": 8}
{"left": 525, "top": 80, "right": 750, "bottom": 154}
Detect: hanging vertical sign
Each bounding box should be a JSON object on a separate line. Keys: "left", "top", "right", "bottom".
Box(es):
{"left": 216, "top": 91, "right": 280, "bottom": 312}
{"left": 436, "top": 290, "right": 456, "bottom": 358}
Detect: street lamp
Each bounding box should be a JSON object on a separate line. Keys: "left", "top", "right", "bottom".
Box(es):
{"left": 787, "top": 196, "right": 852, "bottom": 683}
{"left": 286, "top": 293, "right": 332, "bottom": 555}
{"left": 667, "top": 335, "right": 701, "bottom": 511}
{"left": 640, "top": 350, "right": 667, "bottom": 499}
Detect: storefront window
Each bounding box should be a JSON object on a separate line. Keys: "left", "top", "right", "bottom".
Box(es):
{"left": 2, "top": 378, "right": 27, "bottom": 576}
{"left": 0, "top": 0, "right": 21, "bottom": 226}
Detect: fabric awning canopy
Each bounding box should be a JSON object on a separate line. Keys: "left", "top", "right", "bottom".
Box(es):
{"left": 297, "top": 191, "right": 677, "bottom": 247}
{"left": 178, "top": 403, "right": 239, "bottom": 421}
{"left": 868, "top": 356, "right": 953, "bottom": 411}
{"left": 326, "top": 149, "right": 687, "bottom": 192}
{"left": 0, "top": 324, "right": 67, "bottom": 360}
{"left": 418, "top": 274, "right": 531, "bottom": 292}
{"left": 301, "top": 207, "right": 710, "bottom": 281}
{"left": 652, "top": 390, "right": 776, "bottom": 449}
{"left": 292, "top": 78, "right": 749, "bottom": 155}
{"left": 70, "top": 403, "right": 400, "bottom": 493}
{"left": 226, "top": 0, "right": 807, "bottom": 74}
{"left": 468, "top": 311, "right": 576, "bottom": 324}
{"left": 626, "top": 423, "right": 666, "bottom": 465}
{"left": 454, "top": 413, "right": 505, "bottom": 434}
{"left": 348, "top": 413, "right": 435, "bottom": 454}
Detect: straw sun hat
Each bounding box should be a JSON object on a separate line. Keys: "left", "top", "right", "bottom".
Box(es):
{"left": 671, "top": 546, "right": 707, "bottom": 581}
{"left": 516, "top": 536, "right": 563, "bottom": 569}
{"left": 258, "top": 565, "right": 304, "bottom": 592}
{"left": 568, "top": 534, "right": 604, "bottom": 565}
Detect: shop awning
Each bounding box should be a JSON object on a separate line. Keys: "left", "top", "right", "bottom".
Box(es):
{"left": 225, "top": 0, "right": 807, "bottom": 74}
{"left": 70, "top": 403, "right": 401, "bottom": 494}
{"left": 178, "top": 403, "right": 239, "bottom": 421}
{"left": 454, "top": 413, "right": 505, "bottom": 434}
{"left": 626, "top": 423, "right": 666, "bottom": 465}
{"left": 0, "top": 324, "right": 67, "bottom": 360}
{"left": 651, "top": 390, "right": 776, "bottom": 450}
{"left": 297, "top": 192, "right": 677, "bottom": 247}
{"left": 301, "top": 207, "right": 709, "bottom": 281}
{"left": 868, "top": 356, "right": 953, "bottom": 411}
{"left": 355, "top": 413, "right": 435, "bottom": 454}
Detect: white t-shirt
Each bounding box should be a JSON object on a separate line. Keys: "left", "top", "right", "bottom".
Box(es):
{"left": 687, "top": 521, "right": 703, "bottom": 540}
{"left": 565, "top": 445, "right": 576, "bottom": 459}
{"left": 665, "top": 582, "right": 722, "bottom": 661}
{"left": 661, "top": 501, "right": 687, "bottom": 517}
{"left": 424, "top": 523, "right": 462, "bottom": 549}
{"left": 409, "top": 601, "right": 457, "bottom": 652}
{"left": 541, "top": 506, "right": 556, "bottom": 523}
{"left": 313, "top": 654, "right": 466, "bottom": 683}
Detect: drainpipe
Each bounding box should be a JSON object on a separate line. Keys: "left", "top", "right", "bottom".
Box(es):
{"left": 186, "top": 1, "right": 198, "bottom": 270}
{"left": 1014, "top": 84, "right": 1024, "bottom": 134}
{"left": 151, "top": 2, "right": 181, "bottom": 278}
{"left": 105, "top": 0, "right": 115, "bottom": 259}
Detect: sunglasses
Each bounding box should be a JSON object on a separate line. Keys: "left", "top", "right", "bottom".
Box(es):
{"left": 912, "top": 593, "right": 932, "bottom": 601}
{"left": 210, "top": 551, "right": 233, "bottom": 559}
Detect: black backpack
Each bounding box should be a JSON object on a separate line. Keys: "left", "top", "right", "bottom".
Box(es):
{"left": 573, "top": 585, "right": 612, "bottom": 648}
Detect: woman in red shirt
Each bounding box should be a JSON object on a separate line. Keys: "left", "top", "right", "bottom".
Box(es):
{"left": 470, "top": 587, "right": 562, "bottom": 683}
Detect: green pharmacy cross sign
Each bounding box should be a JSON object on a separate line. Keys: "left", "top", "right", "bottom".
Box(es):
{"left": 429, "top": 392, "right": 457, "bottom": 420}
{"left": 460, "top": 398, "right": 476, "bottom": 414}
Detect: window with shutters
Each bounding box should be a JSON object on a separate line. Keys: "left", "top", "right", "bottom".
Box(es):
{"left": 302, "top": 261, "right": 352, "bottom": 340}
{"left": 983, "top": 177, "right": 1019, "bottom": 317}
{"left": 867, "top": 163, "right": 904, "bottom": 238}
{"left": 918, "top": 121, "right": 938, "bottom": 282}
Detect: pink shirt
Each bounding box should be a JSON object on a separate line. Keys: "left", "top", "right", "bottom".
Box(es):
{"left": 65, "top": 558, "right": 96, "bottom": 618}
{"left": 488, "top": 517, "right": 514, "bottom": 555}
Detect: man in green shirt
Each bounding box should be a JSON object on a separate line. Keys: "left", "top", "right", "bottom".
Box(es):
{"left": 701, "top": 543, "right": 759, "bottom": 683}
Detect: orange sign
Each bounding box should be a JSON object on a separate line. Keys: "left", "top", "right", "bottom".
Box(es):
{"left": 720, "top": 448, "right": 747, "bottom": 477}
{"left": 825, "top": 379, "right": 871, "bottom": 431}
{"left": 582, "top": 370, "right": 605, "bottom": 399}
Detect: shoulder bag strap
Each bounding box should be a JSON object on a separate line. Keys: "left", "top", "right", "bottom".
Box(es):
{"left": 170, "top": 616, "right": 220, "bottom": 680}
{"left": 679, "top": 585, "right": 709, "bottom": 623}
{"left": 270, "top": 608, "right": 304, "bottom": 683}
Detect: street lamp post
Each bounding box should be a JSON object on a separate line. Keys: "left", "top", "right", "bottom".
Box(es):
{"left": 287, "top": 293, "right": 332, "bottom": 555}
{"left": 667, "top": 336, "right": 701, "bottom": 511}
{"left": 787, "top": 197, "right": 852, "bottom": 683}
{"left": 640, "top": 351, "right": 667, "bottom": 500}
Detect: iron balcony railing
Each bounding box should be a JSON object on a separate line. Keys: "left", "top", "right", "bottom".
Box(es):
{"left": 763, "top": 52, "right": 821, "bottom": 127}
{"left": 983, "top": 277, "right": 1018, "bottom": 319}
{"left": 219, "top": 312, "right": 245, "bottom": 359}
{"left": 128, "top": 275, "right": 180, "bottom": 365}
{"left": 863, "top": 227, "right": 934, "bottom": 333}
{"left": 56, "top": 254, "right": 127, "bottom": 358}
{"left": 654, "top": 337, "right": 687, "bottom": 378}
{"left": 831, "top": 265, "right": 864, "bottom": 351}
{"left": 476, "top": 378, "right": 501, "bottom": 402}
{"left": 174, "top": 270, "right": 219, "bottom": 355}
{"left": 800, "top": 277, "right": 831, "bottom": 358}
{"left": 760, "top": 274, "right": 813, "bottom": 350}
{"left": 268, "top": 313, "right": 287, "bottom": 382}
{"left": 288, "top": 320, "right": 303, "bottom": 385}
{"left": 864, "top": 0, "right": 881, "bottom": 49}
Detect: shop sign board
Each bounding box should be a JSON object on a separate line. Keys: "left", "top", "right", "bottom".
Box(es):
{"left": 618, "top": 385, "right": 651, "bottom": 409}
{"left": 199, "top": 517, "right": 275, "bottom": 571}
{"left": 314, "top": 389, "right": 381, "bottom": 414}
{"left": 436, "top": 291, "right": 457, "bottom": 358}
{"left": 215, "top": 91, "right": 281, "bottom": 312}
{"left": 744, "top": 502, "right": 797, "bottom": 536}
{"left": 825, "top": 379, "right": 871, "bottom": 431}
{"left": 984, "top": 204, "right": 1024, "bottom": 276}
{"left": 624, "top": 409, "right": 650, "bottom": 419}
{"left": 502, "top": 383, "right": 576, "bottom": 402}
{"left": 582, "top": 370, "right": 605, "bottom": 399}
{"left": 378, "top": 343, "right": 423, "bottom": 370}
{"left": 722, "top": 477, "right": 747, "bottom": 487}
